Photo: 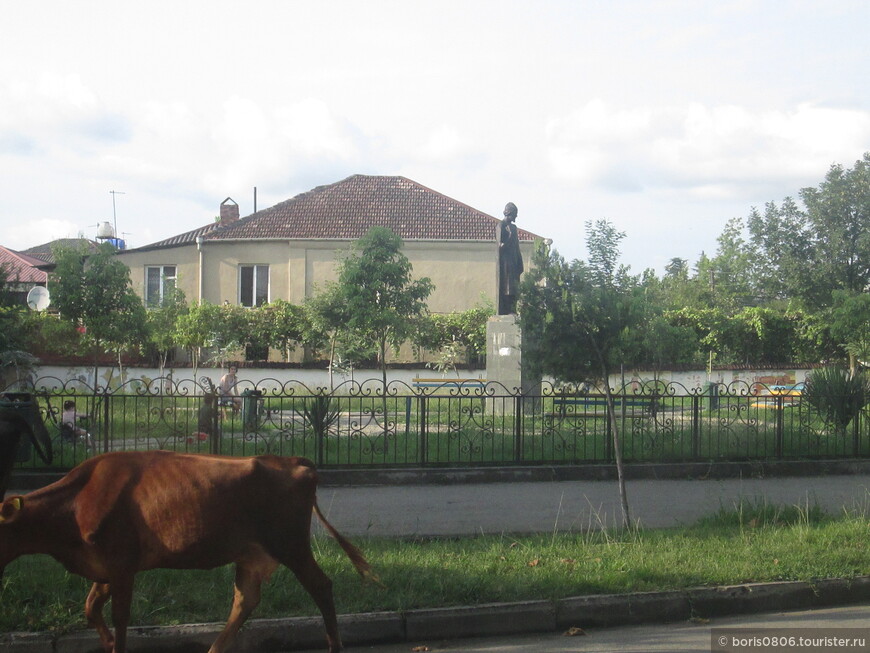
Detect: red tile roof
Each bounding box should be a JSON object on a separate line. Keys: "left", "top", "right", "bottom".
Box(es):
{"left": 0, "top": 246, "right": 48, "bottom": 284}
{"left": 134, "top": 175, "right": 542, "bottom": 251}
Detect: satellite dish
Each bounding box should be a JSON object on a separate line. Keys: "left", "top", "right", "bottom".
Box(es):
{"left": 26, "top": 286, "right": 50, "bottom": 311}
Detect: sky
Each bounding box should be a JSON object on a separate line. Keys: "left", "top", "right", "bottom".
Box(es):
{"left": 1, "top": 0, "right": 868, "bottom": 274}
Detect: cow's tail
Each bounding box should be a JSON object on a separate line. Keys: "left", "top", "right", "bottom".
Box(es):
{"left": 313, "top": 500, "right": 381, "bottom": 586}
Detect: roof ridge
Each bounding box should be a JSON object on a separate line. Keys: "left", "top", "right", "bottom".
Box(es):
{"left": 127, "top": 174, "right": 545, "bottom": 251}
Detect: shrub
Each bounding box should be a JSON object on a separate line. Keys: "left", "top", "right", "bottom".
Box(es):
{"left": 802, "top": 367, "right": 870, "bottom": 437}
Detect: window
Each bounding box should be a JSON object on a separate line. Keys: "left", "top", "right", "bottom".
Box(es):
{"left": 145, "top": 265, "right": 177, "bottom": 307}
{"left": 239, "top": 264, "right": 269, "bottom": 307}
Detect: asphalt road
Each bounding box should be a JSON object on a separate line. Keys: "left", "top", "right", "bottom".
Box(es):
{"left": 316, "top": 474, "right": 870, "bottom": 536}
{"left": 337, "top": 605, "right": 870, "bottom": 653}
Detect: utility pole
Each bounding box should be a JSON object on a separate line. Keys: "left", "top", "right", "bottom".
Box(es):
{"left": 109, "top": 190, "right": 125, "bottom": 238}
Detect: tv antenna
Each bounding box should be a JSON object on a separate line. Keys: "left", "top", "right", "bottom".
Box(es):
{"left": 109, "top": 190, "right": 125, "bottom": 239}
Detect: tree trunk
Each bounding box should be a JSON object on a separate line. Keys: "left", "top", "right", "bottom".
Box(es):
{"left": 604, "top": 383, "right": 632, "bottom": 530}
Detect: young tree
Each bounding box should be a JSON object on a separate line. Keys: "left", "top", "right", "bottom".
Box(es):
{"left": 414, "top": 304, "right": 494, "bottom": 375}
{"left": 145, "top": 286, "right": 187, "bottom": 379}
{"left": 520, "top": 220, "right": 644, "bottom": 529}
{"left": 256, "top": 299, "right": 307, "bottom": 362}
{"left": 331, "top": 227, "right": 433, "bottom": 389}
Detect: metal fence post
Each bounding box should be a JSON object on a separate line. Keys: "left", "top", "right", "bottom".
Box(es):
{"left": 418, "top": 395, "right": 428, "bottom": 466}
{"left": 774, "top": 395, "right": 784, "bottom": 458}
{"left": 691, "top": 395, "right": 701, "bottom": 459}
{"left": 101, "top": 390, "right": 111, "bottom": 454}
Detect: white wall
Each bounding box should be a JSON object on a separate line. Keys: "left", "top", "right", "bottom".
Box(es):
{"left": 25, "top": 364, "right": 810, "bottom": 395}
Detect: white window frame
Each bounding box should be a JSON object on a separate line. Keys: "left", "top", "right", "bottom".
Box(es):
{"left": 145, "top": 265, "right": 177, "bottom": 307}
{"left": 239, "top": 264, "right": 269, "bottom": 307}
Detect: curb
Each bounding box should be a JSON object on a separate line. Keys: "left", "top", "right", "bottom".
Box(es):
{"left": 2, "top": 577, "right": 868, "bottom": 652}
{"left": 13, "top": 458, "right": 870, "bottom": 492}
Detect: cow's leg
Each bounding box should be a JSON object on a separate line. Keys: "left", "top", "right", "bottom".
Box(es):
{"left": 208, "top": 559, "right": 277, "bottom": 653}
{"left": 283, "top": 552, "right": 342, "bottom": 653}
{"left": 84, "top": 582, "right": 114, "bottom": 652}
{"left": 107, "top": 575, "right": 134, "bottom": 653}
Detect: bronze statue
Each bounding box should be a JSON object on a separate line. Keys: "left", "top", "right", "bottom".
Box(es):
{"left": 498, "top": 202, "right": 523, "bottom": 315}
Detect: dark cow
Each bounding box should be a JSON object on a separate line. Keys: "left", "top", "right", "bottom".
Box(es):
{"left": 0, "top": 451, "right": 373, "bottom": 653}
{"left": 0, "top": 395, "right": 52, "bottom": 497}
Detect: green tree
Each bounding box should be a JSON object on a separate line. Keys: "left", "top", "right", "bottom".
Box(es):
{"left": 748, "top": 153, "right": 870, "bottom": 309}
{"left": 415, "top": 304, "right": 494, "bottom": 375}
{"left": 520, "top": 220, "right": 644, "bottom": 528}
{"left": 50, "top": 242, "right": 146, "bottom": 384}
{"left": 699, "top": 216, "right": 758, "bottom": 308}
{"left": 174, "top": 302, "right": 212, "bottom": 378}
{"left": 303, "top": 283, "right": 354, "bottom": 389}
{"left": 145, "top": 286, "right": 187, "bottom": 378}
{"left": 173, "top": 302, "right": 248, "bottom": 377}
{"left": 255, "top": 300, "right": 308, "bottom": 362}
{"left": 331, "top": 227, "right": 433, "bottom": 388}
{"left": 829, "top": 290, "right": 870, "bottom": 376}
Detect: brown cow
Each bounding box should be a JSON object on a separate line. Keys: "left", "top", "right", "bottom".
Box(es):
{"left": 0, "top": 451, "right": 373, "bottom": 653}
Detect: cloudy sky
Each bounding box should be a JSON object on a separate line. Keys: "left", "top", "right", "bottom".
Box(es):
{"left": 2, "top": 1, "right": 868, "bottom": 273}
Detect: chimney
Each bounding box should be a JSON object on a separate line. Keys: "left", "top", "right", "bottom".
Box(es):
{"left": 220, "top": 197, "right": 239, "bottom": 225}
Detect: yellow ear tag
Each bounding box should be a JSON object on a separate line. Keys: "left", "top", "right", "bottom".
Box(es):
{"left": 0, "top": 497, "right": 22, "bottom": 522}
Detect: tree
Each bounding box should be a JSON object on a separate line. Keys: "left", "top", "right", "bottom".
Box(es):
{"left": 145, "top": 285, "right": 187, "bottom": 379}
{"left": 331, "top": 227, "right": 433, "bottom": 388}
{"left": 698, "top": 216, "right": 758, "bottom": 308}
{"left": 414, "top": 304, "right": 494, "bottom": 375}
{"left": 256, "top": 300, "right": 308, "bottom": 363}
{"left": 748, "top": 153, "right": 870, "bottom": 310}
{"left": 303, "top": 283, "right": 357, "bottom": 389}
{"left": 174, "top": 302, "right": 213, "bottom": 379}
{"left": 829, "top": 290, "right": 870, "bottom": 376}
{"left": 50, "top": 242, "right": 146, "bottom": 385}
{"left": 520, "top": 220, "right": 644, "bottom": 528}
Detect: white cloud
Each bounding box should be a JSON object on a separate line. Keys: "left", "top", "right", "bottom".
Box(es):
{"left": 547, "top": 100, "right": 870, "bottom": 197}
{"left": 420, "top": 125, "right": 469, "bottom": 161}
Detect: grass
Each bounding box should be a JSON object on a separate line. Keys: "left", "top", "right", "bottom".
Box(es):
{"left": 1, "top": 501, "right": 868, "bottom": 635}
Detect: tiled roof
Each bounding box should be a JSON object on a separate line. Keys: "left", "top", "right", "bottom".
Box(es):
{"left": 0, "top": 246, "right": 48, "bottom": 283}
{"left": 128, "top": 222, "right": 222, "bottom": 253}
{"left": 133, "top": 175, "right": 542, "bottom": 251}
{"left": 21, "top": 239, "right": 98, "bottom": 266}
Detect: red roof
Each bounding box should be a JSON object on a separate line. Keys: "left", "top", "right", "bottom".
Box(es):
{"left": 0, "top": 246, "right": 48, "bottom": 284}
{"left": 134, "top": 175, "right": 541, "bottom": 251}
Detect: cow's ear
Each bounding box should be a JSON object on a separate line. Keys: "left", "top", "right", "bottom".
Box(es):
{"left": 0, "top": 496, "right": 23, "bottom": 523}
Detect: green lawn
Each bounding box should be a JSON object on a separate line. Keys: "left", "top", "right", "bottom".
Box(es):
{"left": 2, "top": 501, "right": 867, "bottom": 635}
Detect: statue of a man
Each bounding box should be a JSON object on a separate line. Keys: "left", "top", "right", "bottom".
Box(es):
{"left": 498, "top": 202, "right": 524, "bottom": 315}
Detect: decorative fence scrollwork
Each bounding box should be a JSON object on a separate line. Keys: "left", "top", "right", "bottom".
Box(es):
{"left": 7, "top": 376, "right": 869, "bottom": 472}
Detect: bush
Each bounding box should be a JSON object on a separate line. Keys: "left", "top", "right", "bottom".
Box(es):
{"left": 802, "top": 367, "right": 870, "bottom": 436}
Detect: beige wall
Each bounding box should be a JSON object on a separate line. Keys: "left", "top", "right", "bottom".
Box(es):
{"left": 121, "top": 244, "right": 200, "bottom": 303}
{"left": 120, "top": 237, "right": 538, "bottom": 362}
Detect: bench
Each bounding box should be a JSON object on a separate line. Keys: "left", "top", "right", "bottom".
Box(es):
{"left": 411, "top": 377, "right": 487, "bottom": 392}
{"left": 551, "top": 395, "right": 653, "bottom": 418}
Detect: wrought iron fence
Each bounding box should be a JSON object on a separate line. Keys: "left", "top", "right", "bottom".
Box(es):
{"left": 9, "top": 375, "right": 870, "bottom": 472}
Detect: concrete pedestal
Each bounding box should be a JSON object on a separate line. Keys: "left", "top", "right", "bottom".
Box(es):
{"left": 486, "top": 315, "right": 540, "bottom": 415}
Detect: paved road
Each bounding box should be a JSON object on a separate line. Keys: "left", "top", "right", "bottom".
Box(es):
{"left": 316, "top": 474, "right": 870, "bottom": 536}
{"left": 336, "top": 605, "right": 870, "bottom": 653}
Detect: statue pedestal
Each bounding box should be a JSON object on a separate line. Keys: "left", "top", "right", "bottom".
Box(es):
{"left": 486, "top": 315, "right": 540, "bottom": 415}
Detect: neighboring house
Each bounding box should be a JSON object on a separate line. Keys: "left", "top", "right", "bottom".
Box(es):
{"left": 21, "top": 238, "right": 100, "bottom": 271}
{"left": 0, "top": 246, "right": 49, "bottom": 305}
{"left": 118, "top": 174, "right": 543, "bottom": 362}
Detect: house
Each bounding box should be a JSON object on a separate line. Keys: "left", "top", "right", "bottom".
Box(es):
{"left": 118, "top": 174, "right": 543, "bottom": 361}
{"left": 0, "top": 246, "right": 49, "bottom": 306}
